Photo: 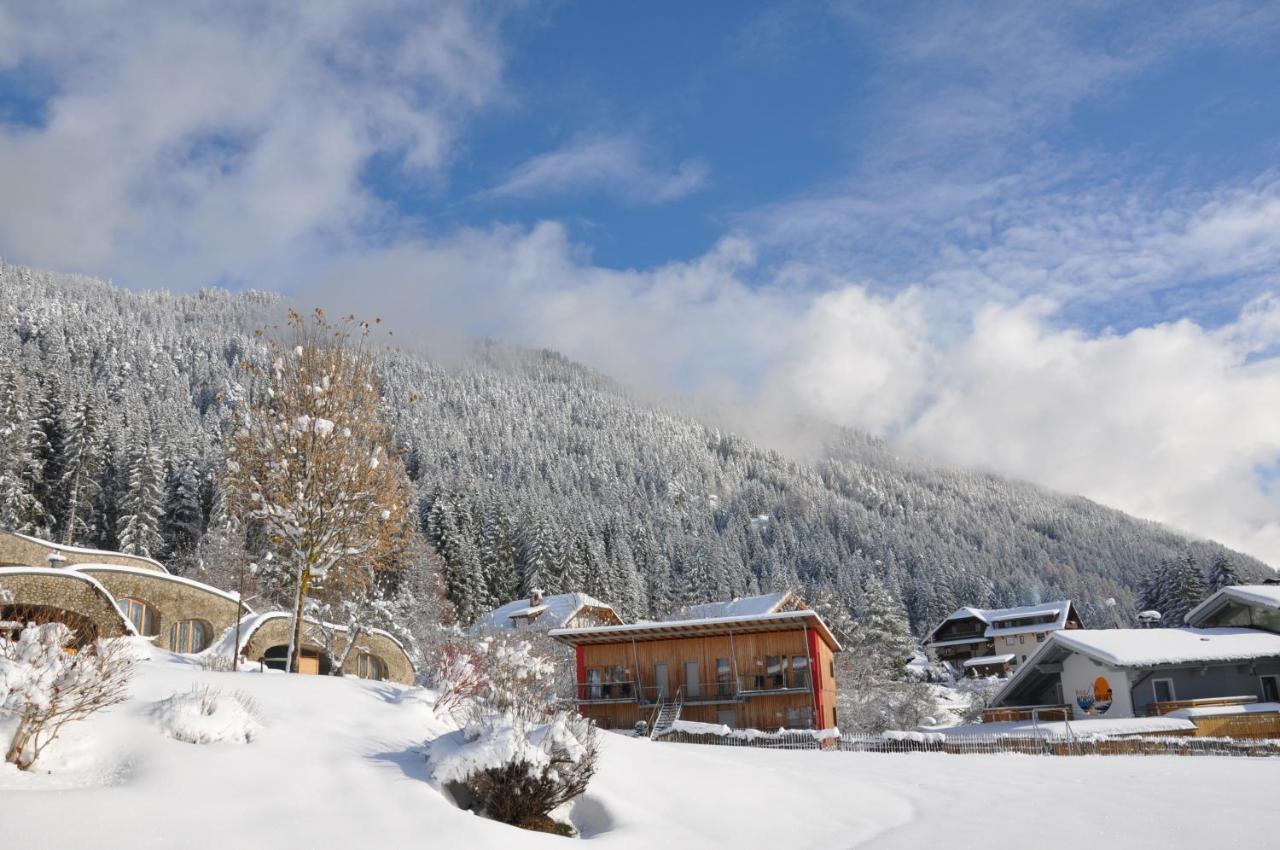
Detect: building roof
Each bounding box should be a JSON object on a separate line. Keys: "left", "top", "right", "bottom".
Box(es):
{"left": 678, "top": 591, "right": 795, "bottom": 620}
{"left": 4, "top": 530, "right": 170, "bottom": 574}
{"left": 991, "top": 626, "right": 1280, "bottom": 709}
{"left": 962, "top": 653, "right": 1016, "bottom": 668}
{"left": 1052, "top": 627, "right": 1280, "bottom": 668}
{"left": 472, "top": 592, "right": 618, "bottom": 633}
{"left": 208, "top": 610, "right": 410, "bottom": 660}
{"left": 69, "top": 563, "right": 252, "bottom": 610}
{"left": 550, "top": 609, "right": 842, "bottom": 652}
{"left": 0, "top": 565, "right": 140, "bottom": 636}
{"left": 1185, "top": 584, "right": 1280, "bottom": 627}
{"left": 926, "top": 600, "right": 1075, "bottom": 643}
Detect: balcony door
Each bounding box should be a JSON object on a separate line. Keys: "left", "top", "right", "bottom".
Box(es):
{"left": 685, "top": 661, "right": 700, "bottom": 697}
{"left": 655, "top": 663, "right": 669, "bottom": 699}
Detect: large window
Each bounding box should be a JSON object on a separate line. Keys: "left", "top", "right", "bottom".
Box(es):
{"left": 766, "top": 656, "right": 784, "bottom": 689}
{"left": 168, "top": 619, "right": 209, "bottom": 653}
{"left": 716, "top": 658, "right": 733, "bottom": 696}
{"left": 354, "top": 652, "right": 386, "bottom": 681}
{"left": 585, "top": 667, "right": 602, "bottom": 699}
{"left": 1152, "top": 678, "right": 1176, "bottom": 703}
{"left": 116, "top": 598, "right": 158, "bottom": 636}
{"left": 790, "top": 656, "right": 810, "bottom": 689}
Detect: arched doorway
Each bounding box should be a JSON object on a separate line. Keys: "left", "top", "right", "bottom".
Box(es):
{"left": 261, "top": 644, "right": 332, "bottom": 675}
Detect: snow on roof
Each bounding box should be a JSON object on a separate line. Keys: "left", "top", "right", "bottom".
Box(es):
{"left": 472, "top": 592, "right": 616, "bottom": 633}
{"left": 679, "top": 591, "right": 793, "bottom": 621}
{"left": 551, "top": 608, "right": 842, "bottom": 651}
{"left": 69, "top": 563, "right": 251, "bottom": 609}
{"left": 1052, "top": 627, "right": 1280, "bottom": 668}
{"left": 1167, "top": 701, "right": 1280, "bottom": 719}
{"left": 928, "top": 600, "right": 1073, "bottom": 642}
{"left": 0, "top": 566, "right": 139, "bottom": 636}
{"left": 205, "top": 610, "right": 409, "bottom": 660}
{"left": 963, "top": 654, "right": 1015, "bottom": 668}
{"left": 3, "top": 530, "right": 170, "bottom": 573}
{"left": 1185, "top": 584, "right": 1280, "bottom": 625}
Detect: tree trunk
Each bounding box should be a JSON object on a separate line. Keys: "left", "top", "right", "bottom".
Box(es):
{"left": 331, "top": 622, "right": 363, "bottom": 676}
{"left": 5, "top": 715, "right": 35, "bottom": 770}
{"left": 286, "top": 566, "right": 311, "bottom": 674}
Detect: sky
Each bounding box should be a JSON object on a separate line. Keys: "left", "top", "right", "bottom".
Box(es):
{"left": 1, "top": 1, "right": 1280, "bottom": 566}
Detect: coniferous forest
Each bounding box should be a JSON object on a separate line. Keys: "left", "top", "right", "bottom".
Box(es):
{"left": 0, "top": 263, "right": 1269, "bottom": 635}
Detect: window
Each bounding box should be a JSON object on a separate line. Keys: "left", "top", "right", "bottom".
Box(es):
{"left": 1036, "top": 633, "right": 1046, "bottom": 642}
{"left": 1004, "top": 636, "right": 1017, "bottom": 647}
{"left": 791, "top": 656, "right": 810, "bottom": 689}
{"left": 1152, "top": 678, "right": 1176, "bottom": 703}
{"left": 685, "top": 661, "right": 700, "bottom": 697}
{"left": 1261, "top": 675, "right": 1280, "bottom": 703}
{"left": 752, "top": 657, "right": 766, "bottom": 690}
{"left": 717, "top": 709, "right": 736, "bottom": 726}
{"left": 586, "top": 667, "right": 602, "bottom": 700}
{"left": 785, "top": 707, "right": 813, "bottom": 729}
{"left": 116, "top": 598, "right": 158, "bottom": 636}
{"left": 354, "top": 652, "right": 386, "bottom": 681}
{"left": 766, "top": 656, "right": 784, "bottom": 689}
{"left": 167, "top": 619, "right": 209, "bottom": 653}
{"left": 716, "top": 658, "right": 733, "bottom": 696}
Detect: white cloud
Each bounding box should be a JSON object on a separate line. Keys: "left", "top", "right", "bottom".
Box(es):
{"left": 0, "top": 1, "right": 505, "bottom": 288}
{"left": 294, "top": 217, "right": 1280, "bottom": 567}
{"left": 488, "top": 136, "right": 709, "bottom": 204}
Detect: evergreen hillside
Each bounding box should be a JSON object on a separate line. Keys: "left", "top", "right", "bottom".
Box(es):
{"left": 0, "top": 263, "right": 1268, "bottom": 634}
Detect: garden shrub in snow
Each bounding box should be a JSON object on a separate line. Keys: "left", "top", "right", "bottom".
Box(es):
{"left": 429, "top": 636, "right": 598, "bottom": 833}
{"left": 152, "top": 685, "right": 263, "bottom": 745}
{"left": 0, "top": 622, "right": 136, "bottom": 770}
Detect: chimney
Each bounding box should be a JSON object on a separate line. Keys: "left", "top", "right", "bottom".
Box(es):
{"left": 530, "top": 588, "right": 545, "bottom": 607}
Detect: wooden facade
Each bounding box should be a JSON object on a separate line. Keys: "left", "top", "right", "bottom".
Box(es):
{"left": 552, "top": 611, "right": 840, "bottom": 732}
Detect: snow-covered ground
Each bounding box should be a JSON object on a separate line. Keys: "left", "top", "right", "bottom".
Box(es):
{"left": 2, "top": 645, "right": 1276, "bottom": 849}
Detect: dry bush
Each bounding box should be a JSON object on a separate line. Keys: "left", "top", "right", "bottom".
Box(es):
{"left": 1, "top": 623, "right": 137, "bottom": 770}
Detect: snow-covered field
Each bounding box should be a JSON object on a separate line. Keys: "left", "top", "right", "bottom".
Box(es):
{"left": 2, "top": 646, "right": 1276, "bottom": 849}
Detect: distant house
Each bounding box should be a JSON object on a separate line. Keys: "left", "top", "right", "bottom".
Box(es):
{"left": 471, "top": 589, "right": 622, "bottom": 634}
{"left": 550, "top": 591, "right": 841, "bottom": 733}
{"left": 923, "top": 600, "right": 1083, "bottom": 675}
{"left": 989, "top": 585, "right": 1280, "bottom": 729}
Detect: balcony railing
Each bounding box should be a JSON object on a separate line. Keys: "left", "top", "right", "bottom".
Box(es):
{"left": 574, "top": 674, "right": 813, "bottom": 705}
{"left": 1145, "top": 695, "right": 1257, "bottom": 716}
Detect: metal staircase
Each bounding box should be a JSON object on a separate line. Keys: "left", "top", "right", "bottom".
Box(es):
{"left": 649, "top": 688, "right": 684, "bottom": 739}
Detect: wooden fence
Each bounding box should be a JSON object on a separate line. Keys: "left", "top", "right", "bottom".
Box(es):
{"left": 654, "top": 729, "right": 1280, "bottom": 757}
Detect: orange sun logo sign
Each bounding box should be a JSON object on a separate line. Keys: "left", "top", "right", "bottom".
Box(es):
{"left": 1075, "top": 676, "right": 1114, "bottom": 715}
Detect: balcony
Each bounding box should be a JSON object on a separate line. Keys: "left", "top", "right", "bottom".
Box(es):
{"left": 574, "top": 673, "right": 813, "bottom": 706}
{"left": 1145, "top": 695, "right": 1257, "bottom": 716}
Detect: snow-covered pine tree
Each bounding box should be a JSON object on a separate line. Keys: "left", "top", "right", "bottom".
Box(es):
{"left": 58, "top": 393, "right": 105, "bottom": 545}
{"left": 1208, "top": 554, "right": 1241, "bottom": 592}
{"left": 0, "top": 372, "right": 49, "bottom": 535}
{"left": 117, "top": 436, "right": 165, "bottom": 557}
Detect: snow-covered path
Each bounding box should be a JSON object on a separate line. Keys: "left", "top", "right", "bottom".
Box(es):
{"left": 2, "top": 649, "right": 1276, "bottom": 849}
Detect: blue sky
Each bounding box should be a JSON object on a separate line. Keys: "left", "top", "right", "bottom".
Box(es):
{"left": 1, "top": 1, "right": 1280, "bottom": 565}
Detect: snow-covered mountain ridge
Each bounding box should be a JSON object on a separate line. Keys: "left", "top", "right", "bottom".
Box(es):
{"left": 0, "top": 263, "right": 1268, "bottom": 633}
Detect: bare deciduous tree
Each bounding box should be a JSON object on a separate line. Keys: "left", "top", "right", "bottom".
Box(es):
{"left": 224, "top": 309, "right": 415, "bottom": 673}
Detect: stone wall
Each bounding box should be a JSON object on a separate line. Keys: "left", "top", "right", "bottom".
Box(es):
{"left": 0, "top": 530, "right": 168, "bottom": 573}
{"left": 0, "top": 570, "right": 133, "bottom": 642}
{"left": 75, "top": 567, "right": 244, "bottom": 653}
{"left": 241, "top": 616, "right": 415, "bottom": 685}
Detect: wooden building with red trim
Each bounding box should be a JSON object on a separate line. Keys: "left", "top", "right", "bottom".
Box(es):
{"left": 550, "top": 596, "right": 841, "bottom": 732}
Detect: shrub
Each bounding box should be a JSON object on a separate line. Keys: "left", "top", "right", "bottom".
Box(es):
{"left": 152, "top": 684, "right": 263, "bottom": 744}
{"left": 429, "top": 636, "right": 598, "bottom": 832}
{"left": 0, "top": 622, "right": 137, "bottom": 770}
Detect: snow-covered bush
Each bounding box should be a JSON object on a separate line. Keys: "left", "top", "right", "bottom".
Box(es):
{"left": 152, "top": 685, "right": 263, "bottom": 745}
{"left": 955, "top": 674, "right": 1007, "bottom": 724}
{"left": 430, "top": 636, "right": 598, "bottom": 833}
{"left": 0, "top": 623, "right": 137, "bottom": 770}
